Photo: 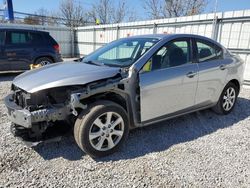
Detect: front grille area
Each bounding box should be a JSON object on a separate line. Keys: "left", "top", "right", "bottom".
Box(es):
{"left": 15, "top": 91, "right": 25, "bottom": 108}
{"left": 12, "top": 84, "right": 27, "bottom": 108}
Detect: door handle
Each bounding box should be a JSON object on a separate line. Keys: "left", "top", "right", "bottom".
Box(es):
{"left": 219, "top": 64, "right": 226, "bottom": 70}
{"left": 186, "top": 71, "right": 197, "bottom": 78}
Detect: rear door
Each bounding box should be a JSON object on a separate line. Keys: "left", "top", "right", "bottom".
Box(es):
{"left": 5, "top": 31, "right": 33, "bottom": 70}
{"left": 0, "top": 31, "right": 9, "bottom": 71}
{"left": 194, "top": 38, "right": 227, "bottom": 105}
{"left": 139, "top": 38, "right": 199, "bottom": 123}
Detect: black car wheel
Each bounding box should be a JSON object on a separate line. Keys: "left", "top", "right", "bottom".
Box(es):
{"left": 35, "top": 57, "right": 53, "bottom": 67}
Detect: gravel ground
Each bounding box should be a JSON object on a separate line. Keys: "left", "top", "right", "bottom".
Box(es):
{"left": 0, "top": 73, "right": 250, "bottom": 188}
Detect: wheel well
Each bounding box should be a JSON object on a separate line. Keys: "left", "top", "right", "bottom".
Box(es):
{"left": 34, "top": 56, "right": 55, "bottom": 63}
{"left": 81, "top": 92, "right": 127, "bottom": 112}
{"left": 78, "top": 92, "right": 137, "bottom": 129}
{"left": 229, "top": 79, "right": 240, "bottom": 91}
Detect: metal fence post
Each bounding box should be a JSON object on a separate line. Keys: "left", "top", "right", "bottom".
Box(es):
{"left": 70, "top": 26, "right": 75, "bottom": 57}
{"left": 212, "top": 16, "right": 220, "bottom": 41}
{"left": 93, "top": 28, "right": 96, "bottom": 51}
{"left": 116, "top": 25, "right": 120, "bottom": 40}
{"left": 153, "top": 23, "right": 157, "bottom": 34}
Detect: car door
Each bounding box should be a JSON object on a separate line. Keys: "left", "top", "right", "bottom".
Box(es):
{"left": 194, "top": 38, "right": 227, "bottom": 106}
{"left": 0, "top": 31, "right": 9, "bottom": 71}
{"left": 5, "top": 31, "right": 32, "bottom": 70}
{"left": 139, "top": 38, "right": 199, "bottom": 123}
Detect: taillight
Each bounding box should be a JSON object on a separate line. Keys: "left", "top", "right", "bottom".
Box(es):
{"left": 53, "top": 44, "right": 60, "bottom": 53}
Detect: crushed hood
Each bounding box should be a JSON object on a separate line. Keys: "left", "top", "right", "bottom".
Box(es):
{"left": 13, "top": 62, "right": 120, "bottom": 93}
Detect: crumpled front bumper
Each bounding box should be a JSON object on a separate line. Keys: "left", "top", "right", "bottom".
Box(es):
{"left": 4, "top": 94, "right": 33, "bottom": 128}
{"left": 4, "top": 94, "right": 71, "bottom": 129}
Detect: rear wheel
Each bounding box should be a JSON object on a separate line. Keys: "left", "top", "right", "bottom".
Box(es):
{"left": 34, "top": 57, "right": 53, "bottom": 67}
{"left": 74, "top": 100, "right": 129, "bottom": 158}
{"left": 213, "top": 82, "right": 239, "bottom": 115}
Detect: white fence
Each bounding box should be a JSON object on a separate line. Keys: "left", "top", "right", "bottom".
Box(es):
{"left": 0, "top": 23, "right": 74, "bottom": 57}
{"left": 76, "top": 10, "right": 250, "bottom": 82}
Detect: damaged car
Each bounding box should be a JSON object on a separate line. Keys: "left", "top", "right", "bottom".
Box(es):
{"left": 5, "top": 34, "right": 244, "bottom": 157}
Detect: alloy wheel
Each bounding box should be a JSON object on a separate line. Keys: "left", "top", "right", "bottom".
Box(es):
{"left": 222, "top": 87, "right": 236, "bottom": 111}
{"left": 40, "top": 60, "right": 51, "bottom": 66}
{"left": 89, "top": 112, "right": 124, "bottom": 151}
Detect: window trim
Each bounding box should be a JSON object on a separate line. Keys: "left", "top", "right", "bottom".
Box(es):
{"left": 0, "top": 31, "right": 6, "bottom": 46}
{"left": 141, "top": 37, "right": 194, "bottom": 73}
{"left": 194, "top": 38, "right": 224, "bottom": 63}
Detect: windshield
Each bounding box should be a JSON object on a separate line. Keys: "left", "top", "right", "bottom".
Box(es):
{"left": 82, "top": 38, "right": 159, "bottom": 67}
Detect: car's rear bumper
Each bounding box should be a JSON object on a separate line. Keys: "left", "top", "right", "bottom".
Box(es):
{"left": 55, "top": 53, "right": 63, "bottom": 62}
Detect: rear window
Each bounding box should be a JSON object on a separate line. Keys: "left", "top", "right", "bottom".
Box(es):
{"left": 196, "top": 39, "right": 223, "bottom": 63}
{"left": 29, "top": 32, "right": 44, "bottom": 44}
{"left": 0, "top": 32, "right": 5, "bottom": 45}
{"left": 44, "top": 34, "right": 58, "bottom": 45}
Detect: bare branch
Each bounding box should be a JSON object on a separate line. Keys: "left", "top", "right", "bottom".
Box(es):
{"left": 162, "top": 0, "right": 207, "bottom": 17}
{"left": 88, "top": 0, "right": 138, "bottom": 24}
{"left": 59, "top": 0, "right": 87, "bottom": 27}
{"left": 143, "top": 0, "right": 164, "bottom": 19}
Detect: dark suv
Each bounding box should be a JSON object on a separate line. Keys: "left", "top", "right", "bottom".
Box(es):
{"left": 0, "top": 28, "right": 63, "bottom": 71}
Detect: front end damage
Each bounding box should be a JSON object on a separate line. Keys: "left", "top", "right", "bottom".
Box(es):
{"left": 4, "top": 76, "right": 130, "bottom": 145}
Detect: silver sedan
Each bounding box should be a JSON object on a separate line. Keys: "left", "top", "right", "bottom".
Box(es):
{"left": 5, "top": 34, "right": 245, "bottom": 157}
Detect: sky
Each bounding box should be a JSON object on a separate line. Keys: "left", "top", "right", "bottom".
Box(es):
{"left": 7, "top": 0, "right": 250, "bottom": 18}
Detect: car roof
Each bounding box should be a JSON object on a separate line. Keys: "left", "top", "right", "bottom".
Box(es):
{"left": 127, "top": 34, "right": 224, "bottom": 48}
{"left": 0, "top": 28, "right": 49, "bottom": 34}
{"left": 128, "top": 33, "right": 208, "bottom": 40}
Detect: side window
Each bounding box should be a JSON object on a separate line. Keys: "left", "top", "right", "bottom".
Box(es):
{"left": 0, "top": 32, "right": 5, "bottom": 45}
{"left": 29, "top": 32, "right": 44, "bottom": 44}
{"left": 142, "top": 39, "right": 191, "bottom": 72}
{"left": 196, "top": 40, "right": 223, "bottom": 63}
{"left": 9, "top": 31, "right": 30, "bottom": 44}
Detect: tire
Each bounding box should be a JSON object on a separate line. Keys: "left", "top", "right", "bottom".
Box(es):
{"left": 213, "top": 82, "right": 239, "bottom": 115}
{"left": 74, "top": 100, "right": 129, "bottom": 158}
{"left": 34, "top": 57, "right": 53, "bottom": 66}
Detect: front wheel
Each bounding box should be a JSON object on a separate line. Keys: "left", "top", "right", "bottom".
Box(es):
{"left": 213, "top": 82, "right": 239, "bottom": 115}
{"left": 74, "top": 100, "right": 129, "bottom": 158}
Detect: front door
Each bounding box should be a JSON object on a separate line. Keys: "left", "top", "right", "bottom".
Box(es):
{"left": 139, "top": 38, "right": 199, "bottom": 123}
{"left": 5, "top": 31, "right": 32, "bottom": 70}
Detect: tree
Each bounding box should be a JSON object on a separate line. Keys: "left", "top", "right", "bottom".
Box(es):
{"left": 143, "top": 0, "right": 163, "bottom": 19}
{"left": 88, "top": 0, "right": 138, "bottom": 24}
{"left": 112, "top": 0, "right": 126, "bottom": 23}
{"left": 59, "top": 0, "right": 87, "bottom": 27}
{"left": 47, "top": 11, "right": 61, "bottom": 26}
{"left": 88, "top": 0, "right": 113, "bottom": 24}
{"left": 35, "top": 8, "right": 48, "bottom": 25}
{"left": 162, "top": 0, "right": 207, "bottom": 17}
{"left": 143, "top": 0, "right": 207, "bottom": 19}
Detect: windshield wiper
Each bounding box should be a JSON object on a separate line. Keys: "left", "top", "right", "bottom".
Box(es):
{"left": 83, "top": 61, "right": 103, "bottom": 66}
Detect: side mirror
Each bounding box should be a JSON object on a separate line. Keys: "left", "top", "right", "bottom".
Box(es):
{"left": 74, "top": 57, "right": 84, "bottom": 62}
